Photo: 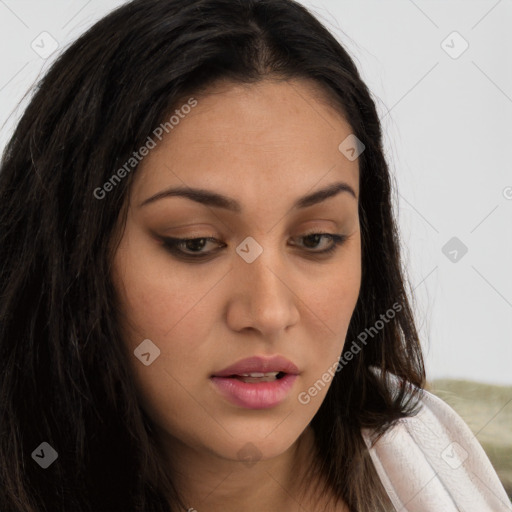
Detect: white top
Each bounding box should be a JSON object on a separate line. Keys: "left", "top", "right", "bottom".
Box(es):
{"left": 361, "top": 388, "right": 511, "bottom": 511}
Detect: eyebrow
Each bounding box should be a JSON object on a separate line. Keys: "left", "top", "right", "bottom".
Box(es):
{"left": 138, "top": 180, "right": 357, "bottom": 211}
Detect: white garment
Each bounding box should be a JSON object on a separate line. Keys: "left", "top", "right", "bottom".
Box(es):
{"left": 362, "top": 389, "right": 511, "bottom": 511}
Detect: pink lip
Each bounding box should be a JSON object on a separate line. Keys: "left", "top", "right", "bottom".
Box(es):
{"left": 210, "top": 355, "right": 300, "bottom": 409}
{"left": 211, "top": 355, "right": 300, "bottom": 377}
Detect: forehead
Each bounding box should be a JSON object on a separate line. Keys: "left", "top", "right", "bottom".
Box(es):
{"left": 131, "top": 78, "right": 359, "bottom": 207}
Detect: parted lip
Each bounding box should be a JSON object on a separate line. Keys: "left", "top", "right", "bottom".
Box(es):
{"left": 211, "top": 355, "right": 300, "bottom": 377}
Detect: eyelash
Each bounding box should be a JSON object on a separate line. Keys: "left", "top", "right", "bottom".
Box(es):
{"left": 160, "top": 232, "right": 348, "bottom": 261}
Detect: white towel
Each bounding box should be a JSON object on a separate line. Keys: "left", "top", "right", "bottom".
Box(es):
{"left": 362, "top": 389, "right": 512, "bottom": 511}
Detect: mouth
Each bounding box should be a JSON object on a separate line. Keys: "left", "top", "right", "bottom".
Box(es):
{"left": 210, "top": 356, "right": 300, "bottom": 409}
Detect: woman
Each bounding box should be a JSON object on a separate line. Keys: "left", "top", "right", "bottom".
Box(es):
{"left": 0, "top": 0, "right": 508, "bottom": 510}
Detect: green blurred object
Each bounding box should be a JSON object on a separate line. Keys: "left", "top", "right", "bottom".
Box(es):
{"left": 429, "top": 379, "right": 512, "bottom": 500}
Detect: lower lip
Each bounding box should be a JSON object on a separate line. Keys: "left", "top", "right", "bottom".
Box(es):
{"left": 210, "top": 374, "right": 298, "bottom": 409}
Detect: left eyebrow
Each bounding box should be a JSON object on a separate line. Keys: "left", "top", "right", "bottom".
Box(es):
{"left": 138, "top": 180, "right": 357, "bottom": 211}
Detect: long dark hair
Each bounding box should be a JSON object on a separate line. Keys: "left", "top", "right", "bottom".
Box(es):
{"left": 0, "top": 0, "right": 425, "bottom": 510}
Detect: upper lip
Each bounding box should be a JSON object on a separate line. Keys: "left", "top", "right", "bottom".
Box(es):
{"left": 211, "top": 355, "right": 300, "bottom": 377}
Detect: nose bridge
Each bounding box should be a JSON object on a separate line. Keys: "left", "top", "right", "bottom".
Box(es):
{"left": 245, "top": 248, "right": 283, "bottom": 295}
{"left": 229, "top": 235, "right": 299, "bottom": 333}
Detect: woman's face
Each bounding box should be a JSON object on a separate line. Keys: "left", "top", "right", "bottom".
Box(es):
{"left": 112, "top": 78, "right": 361, "bottom": 466}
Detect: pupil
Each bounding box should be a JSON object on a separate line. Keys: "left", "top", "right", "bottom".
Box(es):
{"left": 186, "top": 238, "right": 206, "bottom": 251}
{"left": 304, "top": 234, "right": 321, "bottom": 248}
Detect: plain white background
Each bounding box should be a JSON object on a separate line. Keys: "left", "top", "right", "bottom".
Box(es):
{"left": 0, "top": 0, "right": 511, "bottom": 385}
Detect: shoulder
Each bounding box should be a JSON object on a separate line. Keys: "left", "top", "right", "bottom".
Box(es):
{"left": 361, "top": 386, "right": 511, "bottom": 512}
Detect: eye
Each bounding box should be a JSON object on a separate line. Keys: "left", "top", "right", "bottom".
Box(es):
{"left": 160, "top": 232, "right": 347, "bottom": 261}
{"left": 161, "top": 236, "right": 225, "bottom": 259}
{"left": 290, "top": 232, "right": 347, "bottom": 255}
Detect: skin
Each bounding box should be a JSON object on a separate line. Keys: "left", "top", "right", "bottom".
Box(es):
{"left": 112, "top": 77, "right": 361, "bottom": 511}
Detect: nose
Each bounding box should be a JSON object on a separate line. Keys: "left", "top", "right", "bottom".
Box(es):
{"left": 225, "top": 243, "right": 300, "bottom": 338}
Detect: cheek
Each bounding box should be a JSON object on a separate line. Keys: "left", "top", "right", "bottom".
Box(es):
{"left": 113, "top": 230, "right": 219, "bottom": 346}
{"left": 300, "top": 247, "right": 361, "bottom": 390}
{"left": 304, "top": 241, "right": 361, "bottom": 336}
{"left": 116, "top": 269, "right": 217, "bottom": 439}
{"left": 116, "top": 269, "right": 222, "bottom": 416}
{"left": 112, "top": 236, "right": 224, "bottom": 402}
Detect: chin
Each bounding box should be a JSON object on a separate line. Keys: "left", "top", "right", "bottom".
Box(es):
{"left": 204, "top": 421, "right": 308, "bottom": 464}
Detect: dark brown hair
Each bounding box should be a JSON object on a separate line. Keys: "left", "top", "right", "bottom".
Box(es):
{"left": 0, "top": 0, "right": 425, "bottom": 510}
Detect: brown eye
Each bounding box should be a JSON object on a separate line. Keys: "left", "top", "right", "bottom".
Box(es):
{"left": 293, "top": 233, "right": 347, "bottom": 254}
{"left": 162, "top": 237, "right": 225, "bottom": 259}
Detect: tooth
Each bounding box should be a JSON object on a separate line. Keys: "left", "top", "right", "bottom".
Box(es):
{"left": 239, "top": 372, "right": 279, "bottom": 377}
{"left": 236, "top": 371, "right": 281, "bottom": 383}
